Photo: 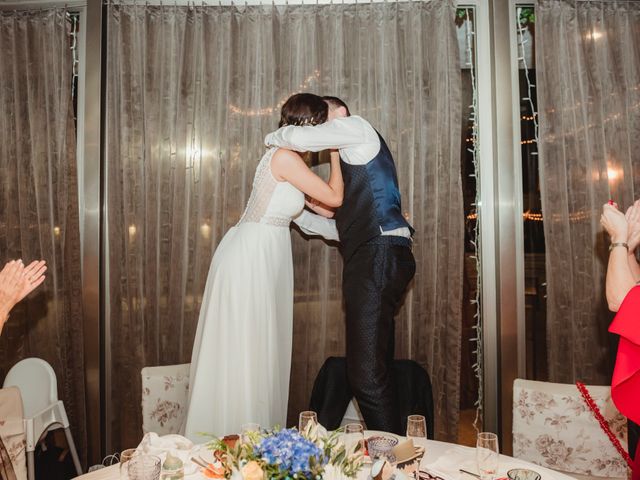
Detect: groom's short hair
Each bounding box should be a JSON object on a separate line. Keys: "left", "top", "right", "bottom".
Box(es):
{"left": 322, "top": 96, "right": 351, "bottom": 117}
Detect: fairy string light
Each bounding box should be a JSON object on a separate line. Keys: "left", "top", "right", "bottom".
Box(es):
{"left": 67, "top": 11, "right": 80, "bottom": 104}
{"left": 460, "top": 7, "right": 483, "bottom": 433}
{"left": 516, "top": 7, "right": 539, "bottom": 152}
{"left": 228, "top": 70, "right": 321, "bottom": 116}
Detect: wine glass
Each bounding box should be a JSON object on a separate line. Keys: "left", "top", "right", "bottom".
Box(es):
{"left": 406, "top": 414, "right": 427, "bottom": 438}
{"left": 127, "top": 454, "right": 161, "bottom": 480}
{"left": 476, "top": 432, "right": 499, "bottom": 480}
{"left": 119, "top": 448, "right": 138, "bottom": 478}
{"left": 298, "top": 410, "right": 318, "bottom": 433}
{"left": 343, "top": 423, "right": 365, "bottom": 460}
{"left": 241, "top": 422, "right": 261, "bottom": 444}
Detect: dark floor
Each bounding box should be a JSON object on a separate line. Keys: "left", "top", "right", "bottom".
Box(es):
{"left": 458, "top": 408, "right": 479, "bottom": 448}
{"left": 34, "top": 431, "right": 77, "bottom": 480}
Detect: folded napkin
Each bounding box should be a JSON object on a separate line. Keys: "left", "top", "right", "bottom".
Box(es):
{"left": 136, "top": 432, "right": 201, "bottom": 475}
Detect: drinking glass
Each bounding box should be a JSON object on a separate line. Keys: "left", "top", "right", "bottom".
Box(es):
{"left": 127, "top": 454, "right": 161, "bottom": 480}
{"left": 507, "top": 469, "right": 541, "bottom": 480}
{"left": 241, "top": 422, "right": 261, "bottom": 444}
{"left": 343, "top": 423, "right": 365, "bottom": 460}
{"left": 476, "top": 432, "right": 499, "bottom": 480}
{"left": 298, "top": 411, "right": 318, "bottom": 433}
{"left": 119, "top": 448, "right": 138, "bottom": 478}
{"left": 406, "top": 414, "right": 427, "bottom": 439}
{"left": 367, "top": 435, "right": 398, "bottom": 462}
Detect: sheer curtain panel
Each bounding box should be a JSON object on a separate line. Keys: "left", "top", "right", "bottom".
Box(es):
{"left": 106, "top": 0, "right": 462, "bottom": 449}
{"left": 0, "top": 7, "right": 87, "bottom": 463}
{"left": 536, "top": 0, "right": 640, "bottom": 383}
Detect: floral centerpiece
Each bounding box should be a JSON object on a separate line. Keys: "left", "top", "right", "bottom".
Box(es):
{"left": 205, "top": 424, "right": 364, "bottom": 480}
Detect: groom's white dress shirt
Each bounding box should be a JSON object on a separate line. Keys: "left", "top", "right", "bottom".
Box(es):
{"left": 264, "top": 115, "right": 411, "bottom": 241}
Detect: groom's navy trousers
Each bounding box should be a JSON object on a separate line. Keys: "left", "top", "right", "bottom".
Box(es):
{"left": 342, "top": 235, "right": 415, "bottom": 434}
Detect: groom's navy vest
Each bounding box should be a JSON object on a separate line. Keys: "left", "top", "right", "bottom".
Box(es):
{"left": 335, "top": 133, "right": 413, "bottom": 262}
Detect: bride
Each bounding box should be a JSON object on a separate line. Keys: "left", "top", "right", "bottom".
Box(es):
{"left": 182, "top": 93, "right": 342, "bottom": 440}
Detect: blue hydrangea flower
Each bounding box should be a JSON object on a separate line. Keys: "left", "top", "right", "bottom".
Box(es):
{"left": 256, "top": 429, "right": 326, "bottom": 477}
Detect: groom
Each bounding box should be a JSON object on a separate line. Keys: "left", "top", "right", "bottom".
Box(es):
{"left": 265, "top": 96, "right": 415, "bottom": 434}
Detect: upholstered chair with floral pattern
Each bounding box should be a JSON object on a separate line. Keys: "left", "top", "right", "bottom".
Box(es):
{"left": 0, "top": 387, "right": 27, "bottom": 480}
{"left": 512, "top": 379, "right": 628, "bottom": 479}
{"left": 141, "top": 364, "right": 190, "bottom": 436}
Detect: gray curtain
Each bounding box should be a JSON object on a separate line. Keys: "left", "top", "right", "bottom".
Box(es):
{"left": 0, "top": 8, "right": 86, "bottom": 462}
{"left": 536, "top": 0, "right": 640, "bottom": 383}
{"left": 106, "top": 0, "right": 462, "bottom": 450}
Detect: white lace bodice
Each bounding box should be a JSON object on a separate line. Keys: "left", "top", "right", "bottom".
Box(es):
{"left": 237, "top": 148, "right": 305, "bottom": 227}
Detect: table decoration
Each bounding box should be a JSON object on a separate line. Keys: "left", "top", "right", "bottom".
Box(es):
{"left": 137, "top": 433, "right": 200, "bottom": 475}
{"left": 161, "top": 452, "right": 184, "bottom": 479}
{"left": 204, "top": 423, "right": 363, "bottom": 480}
{"left": 391, "top": 439, "right": 425, "bottom": 478}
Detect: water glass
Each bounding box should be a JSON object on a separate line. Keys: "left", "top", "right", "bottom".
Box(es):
{"left": 241, "top": 422, "right": 261, "bottom": 444}
{"left": 367, "top": 435, "right": 398, "bottom": 462}
{"left": 298, "top": 410, "right": 318, "bottom": 432}
{"left": 127, "top": 454, "right": 161, "bottom": 480}
{"left": 343, "top": 423, "right": 365, "bottom": 459}
{"left": 406, "top": 414, "right": 427, "bottom": 438}
{"left": 476, "top": 432, "right": 499, "bottom": 480}
{"left": 119, "top": 448, "right": 138, "bottom": 478}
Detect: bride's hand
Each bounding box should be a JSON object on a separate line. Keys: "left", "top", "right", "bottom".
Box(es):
{"left": 305, "top": 198, "right": 336, "bottom": 219}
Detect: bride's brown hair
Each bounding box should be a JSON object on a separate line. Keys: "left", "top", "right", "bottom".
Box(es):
{"left": 279, "top": 93, "right": 328, "bottom": 127}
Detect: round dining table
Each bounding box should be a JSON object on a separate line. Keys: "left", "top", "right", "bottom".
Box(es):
{"left": 73, "top": 431, "right": 577, "bottom": 480}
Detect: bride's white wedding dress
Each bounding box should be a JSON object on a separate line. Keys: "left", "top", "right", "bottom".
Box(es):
{"left": 183, "top": 148, "right": 304, "bottom": 441}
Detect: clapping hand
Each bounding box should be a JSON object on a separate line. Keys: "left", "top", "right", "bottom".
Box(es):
{"left": 0, "top": 259, "right": 47, "bottom": 329}
{"left": 601, "top": 202, "right": 628, "bottom": 243}
{"left": 625, "top": 200, "right": 640, "bottom": 254}
{"left": 19, "top": 260, "right": 47, "bottom": 301}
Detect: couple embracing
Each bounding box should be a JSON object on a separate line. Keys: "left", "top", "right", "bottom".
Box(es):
{"left": 182, "top": 93, "right": 415, "bottom": 440}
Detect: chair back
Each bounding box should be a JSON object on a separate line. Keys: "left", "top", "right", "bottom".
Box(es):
{"left": 3, "top": 358, "right": 58, "bottom": 418}
{"left": 0, "top": 387, "right": 27, "bottom": 479}
{"left": 512, "top": 378, "right": 628, "bottom": 478}
{"left": 141, "top": 363, "right": 190, "bottom": 435}
{"left": 309, "top": 357, "right": 435, "bottom": 438}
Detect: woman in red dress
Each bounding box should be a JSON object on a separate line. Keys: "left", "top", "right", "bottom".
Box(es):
{"left": 601, "top": 201, "right": 640, "bottom": 479}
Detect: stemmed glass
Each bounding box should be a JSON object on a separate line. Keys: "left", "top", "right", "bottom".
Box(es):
{"left": 343, "top": 423, "right": 365, "bottom": 461}
{"left": 476, "top": 432, "right": 499, "bottom": 480}
{"left": 119, "top": 448, "right": 138, "bottom": 479}
{"left": 406, "top": 414, "right": 427, "bottom": 439}
{"left": 298, "top": 411, "right": 318, "bottom": 433}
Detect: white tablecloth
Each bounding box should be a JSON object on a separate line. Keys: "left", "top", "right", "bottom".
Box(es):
{"left": 74, "top": 433, "right": 578, "bottom": 480}
{"left": 417, "top": 439, "right": 576, "bottom": 480}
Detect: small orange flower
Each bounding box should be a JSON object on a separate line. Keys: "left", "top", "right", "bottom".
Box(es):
{"left": 202, "top": 463, "right": 226, "bottom": 478}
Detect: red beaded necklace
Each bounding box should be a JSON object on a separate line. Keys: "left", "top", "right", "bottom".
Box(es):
{"left": 576, "top": 381, "right": 633, "bottom": 469}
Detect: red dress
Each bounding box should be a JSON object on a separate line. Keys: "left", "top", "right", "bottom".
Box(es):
{"left": 609, "top": 286, "right": 640, "bottom": 479}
